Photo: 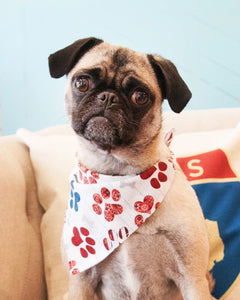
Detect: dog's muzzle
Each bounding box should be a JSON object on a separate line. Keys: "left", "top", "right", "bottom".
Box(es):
{"left": 84, "top": 116, "right": 119, "bottom": 149}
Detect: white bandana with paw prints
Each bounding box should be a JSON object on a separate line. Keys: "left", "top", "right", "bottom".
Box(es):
{"left": 63, "top": 134, "right": 175, "bottom": 274}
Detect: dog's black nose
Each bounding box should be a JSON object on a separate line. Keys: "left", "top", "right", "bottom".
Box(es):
{"left": 97, "top": 91, "right": 119, "bottom": 105}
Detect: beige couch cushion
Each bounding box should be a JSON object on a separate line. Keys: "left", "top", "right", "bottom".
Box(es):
{"left": 0, "top": 136, "right": 46, "bottom": 300}
{"left": 17, "top": 128, "right": 78, "bottom": 300}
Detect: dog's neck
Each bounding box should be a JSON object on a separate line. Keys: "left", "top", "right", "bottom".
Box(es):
{"left": 76, "top": 133, "right": 170, "bottom": 176}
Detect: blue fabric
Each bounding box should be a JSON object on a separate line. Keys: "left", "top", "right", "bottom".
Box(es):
{"left": 193, "top": 181, "right": 240, "bottom": 299}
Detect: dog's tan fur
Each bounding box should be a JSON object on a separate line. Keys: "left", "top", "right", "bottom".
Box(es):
{"left": 65, "top": 43, "right": 164, "bottom": 175}
{"left": 49, "top": 39, "right": 215, "bottom": 299}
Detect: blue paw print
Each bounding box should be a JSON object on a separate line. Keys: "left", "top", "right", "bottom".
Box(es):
{"left": 70, "top": 180, "right": 81, "bottom": 212}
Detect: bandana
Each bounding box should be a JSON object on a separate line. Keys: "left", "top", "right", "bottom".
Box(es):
{"left": 63, "top": 132, "right": 175, "bottom": 274}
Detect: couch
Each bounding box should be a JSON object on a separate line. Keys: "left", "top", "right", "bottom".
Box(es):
{"left": 0, "top": 108, "right": 239, "bottom": 300}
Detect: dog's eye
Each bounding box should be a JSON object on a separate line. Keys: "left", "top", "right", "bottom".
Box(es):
{"left": 75, "top": 77, "right": 91, "bottom": 92}
{"left": 131, "top": 89, "right": 149, "bottom": 105}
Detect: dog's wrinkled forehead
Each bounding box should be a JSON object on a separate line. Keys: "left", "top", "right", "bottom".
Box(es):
{"left": 49, "top": 37, "right": 192, "bottom": 113}
{"left": 68, "top": 43, "right": 158, "bottom": 89}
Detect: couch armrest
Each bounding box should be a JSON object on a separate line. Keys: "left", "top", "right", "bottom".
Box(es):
{"left": 0, "top": 135, "right": 47, "bottom": 299}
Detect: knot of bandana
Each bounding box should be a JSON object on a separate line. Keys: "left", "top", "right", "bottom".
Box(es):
{"left": 63, "top": 155, "right": 175, "bottom": 274}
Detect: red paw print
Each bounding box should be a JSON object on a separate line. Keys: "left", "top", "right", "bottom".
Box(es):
{"left": 92, "top": 187, "right": 123, "bottom": 222}
{"left": 135, "top": 215, "right": 144, "bottom": 227}
{"left": 71, "top": 226, "right": 96, "bottom": 258}
{"left": 134, "top": 196, "right": 160, "bottom": 227}
{"left": 78, "top": 164, "right": 99, "bottom": 184}
{"left": 68, "top": 260, "right": 80, "bottom": 274}
{"left": 140, "top": 161, "right": 168, "bottom": 189}
{"left": 134, "top": 195, "right": 154, "bottom": 214}
{"left": 103, "top": 227, "right": 129, "bottom": 250}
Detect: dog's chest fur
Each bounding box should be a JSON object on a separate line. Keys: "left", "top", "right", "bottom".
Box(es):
{"left": 95, "top": 230, "right": 183, "bottom": 300}
{"left": 97, "top": 245, "right": 141, "bottom": 300}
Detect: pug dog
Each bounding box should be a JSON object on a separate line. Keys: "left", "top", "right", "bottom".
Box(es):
{"left": 48, "top": 37, "right": 215, "bottom": 300}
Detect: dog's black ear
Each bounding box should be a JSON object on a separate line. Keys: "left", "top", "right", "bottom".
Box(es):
{"left": 48, "top": 37, "right": 103, "bottom": 78}
{"left": 148, "top": 54, "right": 192, "bottom": 113}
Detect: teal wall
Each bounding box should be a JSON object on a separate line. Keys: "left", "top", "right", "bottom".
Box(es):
{"left": 0, "top": 0, "right": 239, "bottom": 135}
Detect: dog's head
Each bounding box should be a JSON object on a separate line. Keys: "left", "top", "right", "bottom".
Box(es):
{"left": 49, "top": 37, "right": 191, "bottom": 157}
